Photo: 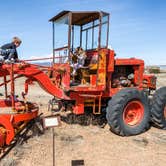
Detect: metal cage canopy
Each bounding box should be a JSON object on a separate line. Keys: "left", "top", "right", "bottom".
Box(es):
{"left": 50, "top": 11, "right": 110, "bottom": 64}
{"left": 49, "top": 10, "right": 109, "bottom": 25}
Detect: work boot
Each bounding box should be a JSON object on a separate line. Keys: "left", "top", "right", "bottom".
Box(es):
{"left": 4, "top": 58, "right": 15, "bottom": 64}
{"left": 4, "top": 59, "right": 11, "bottom": 64}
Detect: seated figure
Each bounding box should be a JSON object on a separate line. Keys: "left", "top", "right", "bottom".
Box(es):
{"left": 70, "top": 47, "right": 87, "bottom": 76}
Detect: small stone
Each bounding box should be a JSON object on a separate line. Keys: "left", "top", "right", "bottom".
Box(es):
{"left": 132, "top": 137, "right": 149, "bottom": 147}
{"left": 60, "top": 134, "right": 84, "bottom": 145}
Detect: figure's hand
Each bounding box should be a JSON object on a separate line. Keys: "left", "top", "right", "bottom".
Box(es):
{"left": 69, "top": 52, "right": 73, "bottom": 58}
{"left": 15, "top": 58, "right": 20, "bottom": 62}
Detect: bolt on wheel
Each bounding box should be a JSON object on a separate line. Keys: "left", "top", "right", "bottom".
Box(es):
{"left": 123, "top": 101, "right": 144, "bottom": 126}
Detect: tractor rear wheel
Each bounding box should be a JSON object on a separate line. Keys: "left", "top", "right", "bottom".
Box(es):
{"left": 106, "top": 88, "right": 150, "bottom": 136}
{"left": 151, "top": 86, "right": 166, "bottom": 129}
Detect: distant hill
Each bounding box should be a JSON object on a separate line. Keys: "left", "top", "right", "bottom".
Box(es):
{"left": 146, "top": 65, "right": 166, "bottom": 70}
{"left": 159, "top": 65, "right": 166, "bottom": 70}
{"left": 32, "top": 62, "right": 51, "bottom": 66}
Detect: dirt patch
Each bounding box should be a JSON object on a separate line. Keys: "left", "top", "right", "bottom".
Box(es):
{"left": 0, "top": 74, "right": 166, "bottom": 166}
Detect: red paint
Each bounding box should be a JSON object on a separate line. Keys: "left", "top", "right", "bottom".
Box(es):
{"left": 143, "top": 74, "right": 156, "bottom": 90}
{"left": 70, "top": 93, "right": 84, "bottom": 115}
{"left": 123, "top": 100, "right": 144, "bottom": 126}
{"left": 0, "top": 48, "right": 155, "bottom": 117}
{"left": 1, "top": 63, "right": 69, "bottom": 100}
{"left": 0, "top": 129, "right": 6, "bottom": 147}
{"left": 0, "top": 116, "right": 15, "bottom": 145}
{"left": 0, "top": 63, "right": 39, "bottom": 147}
{"left": 107, "top": 50, "right": 114, "bottom": 72}
{"left": 90, "top": 75, "right": 97, "bottom": 86}
{"left": 0, "top": 109, "right": 38, "bottom": 146}
{"left": 164, "top": 106, "right": 166, "bottom": 119}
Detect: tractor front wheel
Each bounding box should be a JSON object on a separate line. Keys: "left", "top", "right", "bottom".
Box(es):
{"left": 151, "top": 86, "right": 166, "bottom": 129}
{"left": 106, "top": 88, "right": 150, "bottom": 136}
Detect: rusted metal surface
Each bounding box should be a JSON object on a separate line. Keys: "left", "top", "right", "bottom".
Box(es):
{"left": 1, "top": 63, "right": 69, "bottom": 100}
{"left": 0, "top": 63, "right": 39, "bottom": 150}
{"left": 0, "top": 114, "right": 41, "bottom": 160}
{"left": 51, "top": 10, "right": 109, "bottom": 64}
{"left": 0, "top": 111, "right": 38, "bottom": 149}
{"left": 49, "top": 11, "right": 109, "bottom": 25}
{"left": 143, "top": 74, "right": 156, "bottom": 90}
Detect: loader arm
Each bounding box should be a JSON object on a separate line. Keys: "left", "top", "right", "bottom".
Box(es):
{"left": 2, "top": 63, "right": 70, "bottom": 100}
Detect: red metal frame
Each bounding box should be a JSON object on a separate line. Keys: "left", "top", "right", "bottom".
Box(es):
{"left": 0, "top": 48, "right": 152, "bottom": 116}
{"left": 0, "top": 63, "right": 39, "bottom": 148}
{"left": 0, "top": 63, "right": 69, "bottom": 100}
{"left": 0, "top": 110, "right": 38, "bottom": 146}
{"left": 0, "top": 49, "right": 156, "bottom": 120}
{"left": 67, "top": 48, "right": 153, "bottom": 115}
{"left": 143, "top": 74, "right": 156, "bottom": 90}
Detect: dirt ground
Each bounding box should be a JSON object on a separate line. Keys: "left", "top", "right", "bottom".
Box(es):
{"left": 0, "top": 73, "right": 166, "bottom": 166}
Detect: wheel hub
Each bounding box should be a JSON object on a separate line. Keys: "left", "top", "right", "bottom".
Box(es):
{"left": 164, "top": 105, "right": 166, "bottom": 120}
{"left": 123, "top": 101, "right": 144, "bottom": 126}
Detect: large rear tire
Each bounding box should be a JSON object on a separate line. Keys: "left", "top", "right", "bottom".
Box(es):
{"left": 106, "top": 88, "right": 150, "bottom": 136}
{"left": 151, "top": 86, "right": 166, "bottom": 129}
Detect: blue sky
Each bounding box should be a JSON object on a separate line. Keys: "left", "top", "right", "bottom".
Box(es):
{"left": 0, "top": 0, "right": 165, "bottom": 65}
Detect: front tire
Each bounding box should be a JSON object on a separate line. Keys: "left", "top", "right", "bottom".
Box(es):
{"left": 106, "top": 88, "right": 150, "bottom": 136}
{"left": 151, "top": 86, "right": 166, "bottom": 129}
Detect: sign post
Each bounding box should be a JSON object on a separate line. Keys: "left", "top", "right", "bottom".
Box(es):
{"left": 43, "top": 116, "right": 61, "bottom": 166}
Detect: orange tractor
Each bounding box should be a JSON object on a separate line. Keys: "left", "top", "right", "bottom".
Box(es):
{"left": 0, "top": 11, "right": 165, "bottom": 150}
{"left": 48, "top": 11, "right": 156, "bottom": 136}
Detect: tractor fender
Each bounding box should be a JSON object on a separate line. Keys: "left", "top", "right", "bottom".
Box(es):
{"left": 0, "top": 115, "right": 15, "bottom": 145}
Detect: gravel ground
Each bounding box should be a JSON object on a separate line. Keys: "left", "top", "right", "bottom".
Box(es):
{"left": 0, "top": 73, "right": 166, "bottom": 166}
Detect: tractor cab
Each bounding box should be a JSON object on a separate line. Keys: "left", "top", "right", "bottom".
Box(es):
{"left": 49, "top": 11, "right": 113, "bottom": 89}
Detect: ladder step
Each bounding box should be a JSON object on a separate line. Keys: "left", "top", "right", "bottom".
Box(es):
{"left": 79, "top": 94, "right": 101, "bottom": 98}
{"left": 79, "top": 94, "right": 102, "bottom": 114}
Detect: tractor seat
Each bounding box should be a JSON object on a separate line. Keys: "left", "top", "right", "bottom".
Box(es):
{"left": 79, "top": 67, "right": 90, "bottom": 84}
